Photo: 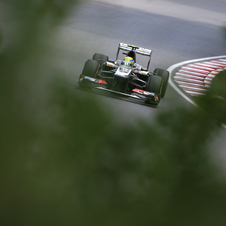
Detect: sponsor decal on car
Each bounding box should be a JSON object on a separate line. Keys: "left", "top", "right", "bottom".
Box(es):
{"left": 106, "top": 62, "right": 117, "bottom": 68}
{"left": 84, "top": 76, "right": 107, "bottom": 84}
{"left": 132, "top": 88, "right": 155, "bottom": 96}
{"left": 119, "top": 67, "right": 130, "bottom": 73}
{"left": 133, "top": 70, "right": 149, "bottom": 76}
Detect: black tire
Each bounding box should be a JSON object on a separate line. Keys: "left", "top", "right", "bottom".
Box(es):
{"left": 153, "top": 68, "right": 169, "bottom": 98}
{"left": 81, "top": 59, "right": 100, "bottom": 78}
{"left": 92, "top": 53, "right": 109, "bottom": 69}
{"left": 146, "top": 75, "right": 162, "bottom": 94}
{"left": 145, "top": 75, "right": 162, "bottom": 105}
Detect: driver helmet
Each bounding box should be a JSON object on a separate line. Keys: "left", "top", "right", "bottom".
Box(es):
{"left": 122, "top": 56, "right": 134, "bottom": 67}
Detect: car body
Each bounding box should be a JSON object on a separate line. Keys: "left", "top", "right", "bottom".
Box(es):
{"left": 78, "top": 43, "right": 169, "bottom": 106}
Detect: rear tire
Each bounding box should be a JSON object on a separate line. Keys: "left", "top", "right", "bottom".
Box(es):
{"left": 92, "top": 53, "right": 109, "bottom": 69}
{"left": 153, "top": 68, "right": 169, "bottom": 98}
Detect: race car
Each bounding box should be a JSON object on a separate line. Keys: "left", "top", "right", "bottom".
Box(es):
{"left": 78, "top": 43, "right": 169, "bottom": 106}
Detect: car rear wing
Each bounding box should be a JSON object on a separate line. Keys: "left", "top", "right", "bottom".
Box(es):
{"left": 116, "top": 43, "right": 153, "bottom": 70}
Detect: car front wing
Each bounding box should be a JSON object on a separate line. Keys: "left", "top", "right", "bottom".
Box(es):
{"left": 78, "top": 76, "right": 160, "bottom": 105}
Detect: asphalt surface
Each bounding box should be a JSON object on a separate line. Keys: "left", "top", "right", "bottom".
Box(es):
{"left": 50, "top": 0, "right": 226, "bottom": 122}
{"left": 1, "top": 0, "right": 226, "bottom": 167}
{"left": 52, "top": 0, "right": 226, "bottom": 168}
{"left": 1, "top": 0, "right": 225, "bottom": 121}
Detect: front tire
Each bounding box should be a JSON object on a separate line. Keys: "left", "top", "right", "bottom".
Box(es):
{"left": 79, "top": 59, "right": 100, "bottom": 88}
{"left": 81, "top": 59, "right": 100, "bottom": 78}
{"left": 153, "top": 68, "right": 169, "bottom": 98}
{"left": 146, "top": 75, "right": 162, "bottom": 94}
{"left": 145, "top": 75, "right": 162, "bottom": 105}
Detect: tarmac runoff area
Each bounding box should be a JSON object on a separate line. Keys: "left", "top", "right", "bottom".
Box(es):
{"left": 168, "top": 56, "right": 226, "bottom": 107}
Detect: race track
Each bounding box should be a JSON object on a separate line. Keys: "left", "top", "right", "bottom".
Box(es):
{"left": 1, "top": 0, "right": 226, "bottom": 165}
{"left": 2, "top": 2, "right": 226, "bottom": 224}
{"left": 51, "top": 0, "right": 226, "bottom": 124}
{"left": 52, "top": 0, "right": 226, "bottom": 165}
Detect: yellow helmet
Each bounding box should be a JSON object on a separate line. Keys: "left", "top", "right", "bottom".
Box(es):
{"left": 122, "top": 56, "right": 134, "bottom": 67}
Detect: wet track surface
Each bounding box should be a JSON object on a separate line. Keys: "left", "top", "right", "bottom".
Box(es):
{"left": 53, "top": 0, "right": 226, "bottom": 166}
{"left": 51, "top": 0, "right": 226, "bottom": 122}
{"left": 1, "top": 0, "right": 226, "bottom": 166}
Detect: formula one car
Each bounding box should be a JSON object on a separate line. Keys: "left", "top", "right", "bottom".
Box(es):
{"left": 78, "top": 43, "right": 169, "bottom": 106}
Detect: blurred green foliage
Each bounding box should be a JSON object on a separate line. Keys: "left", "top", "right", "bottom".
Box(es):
{"left": 1, "top": 1, "right": 226, "bottom": 226}
{"left": 195, "top": 70, "right": 226, "bottom": 125}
